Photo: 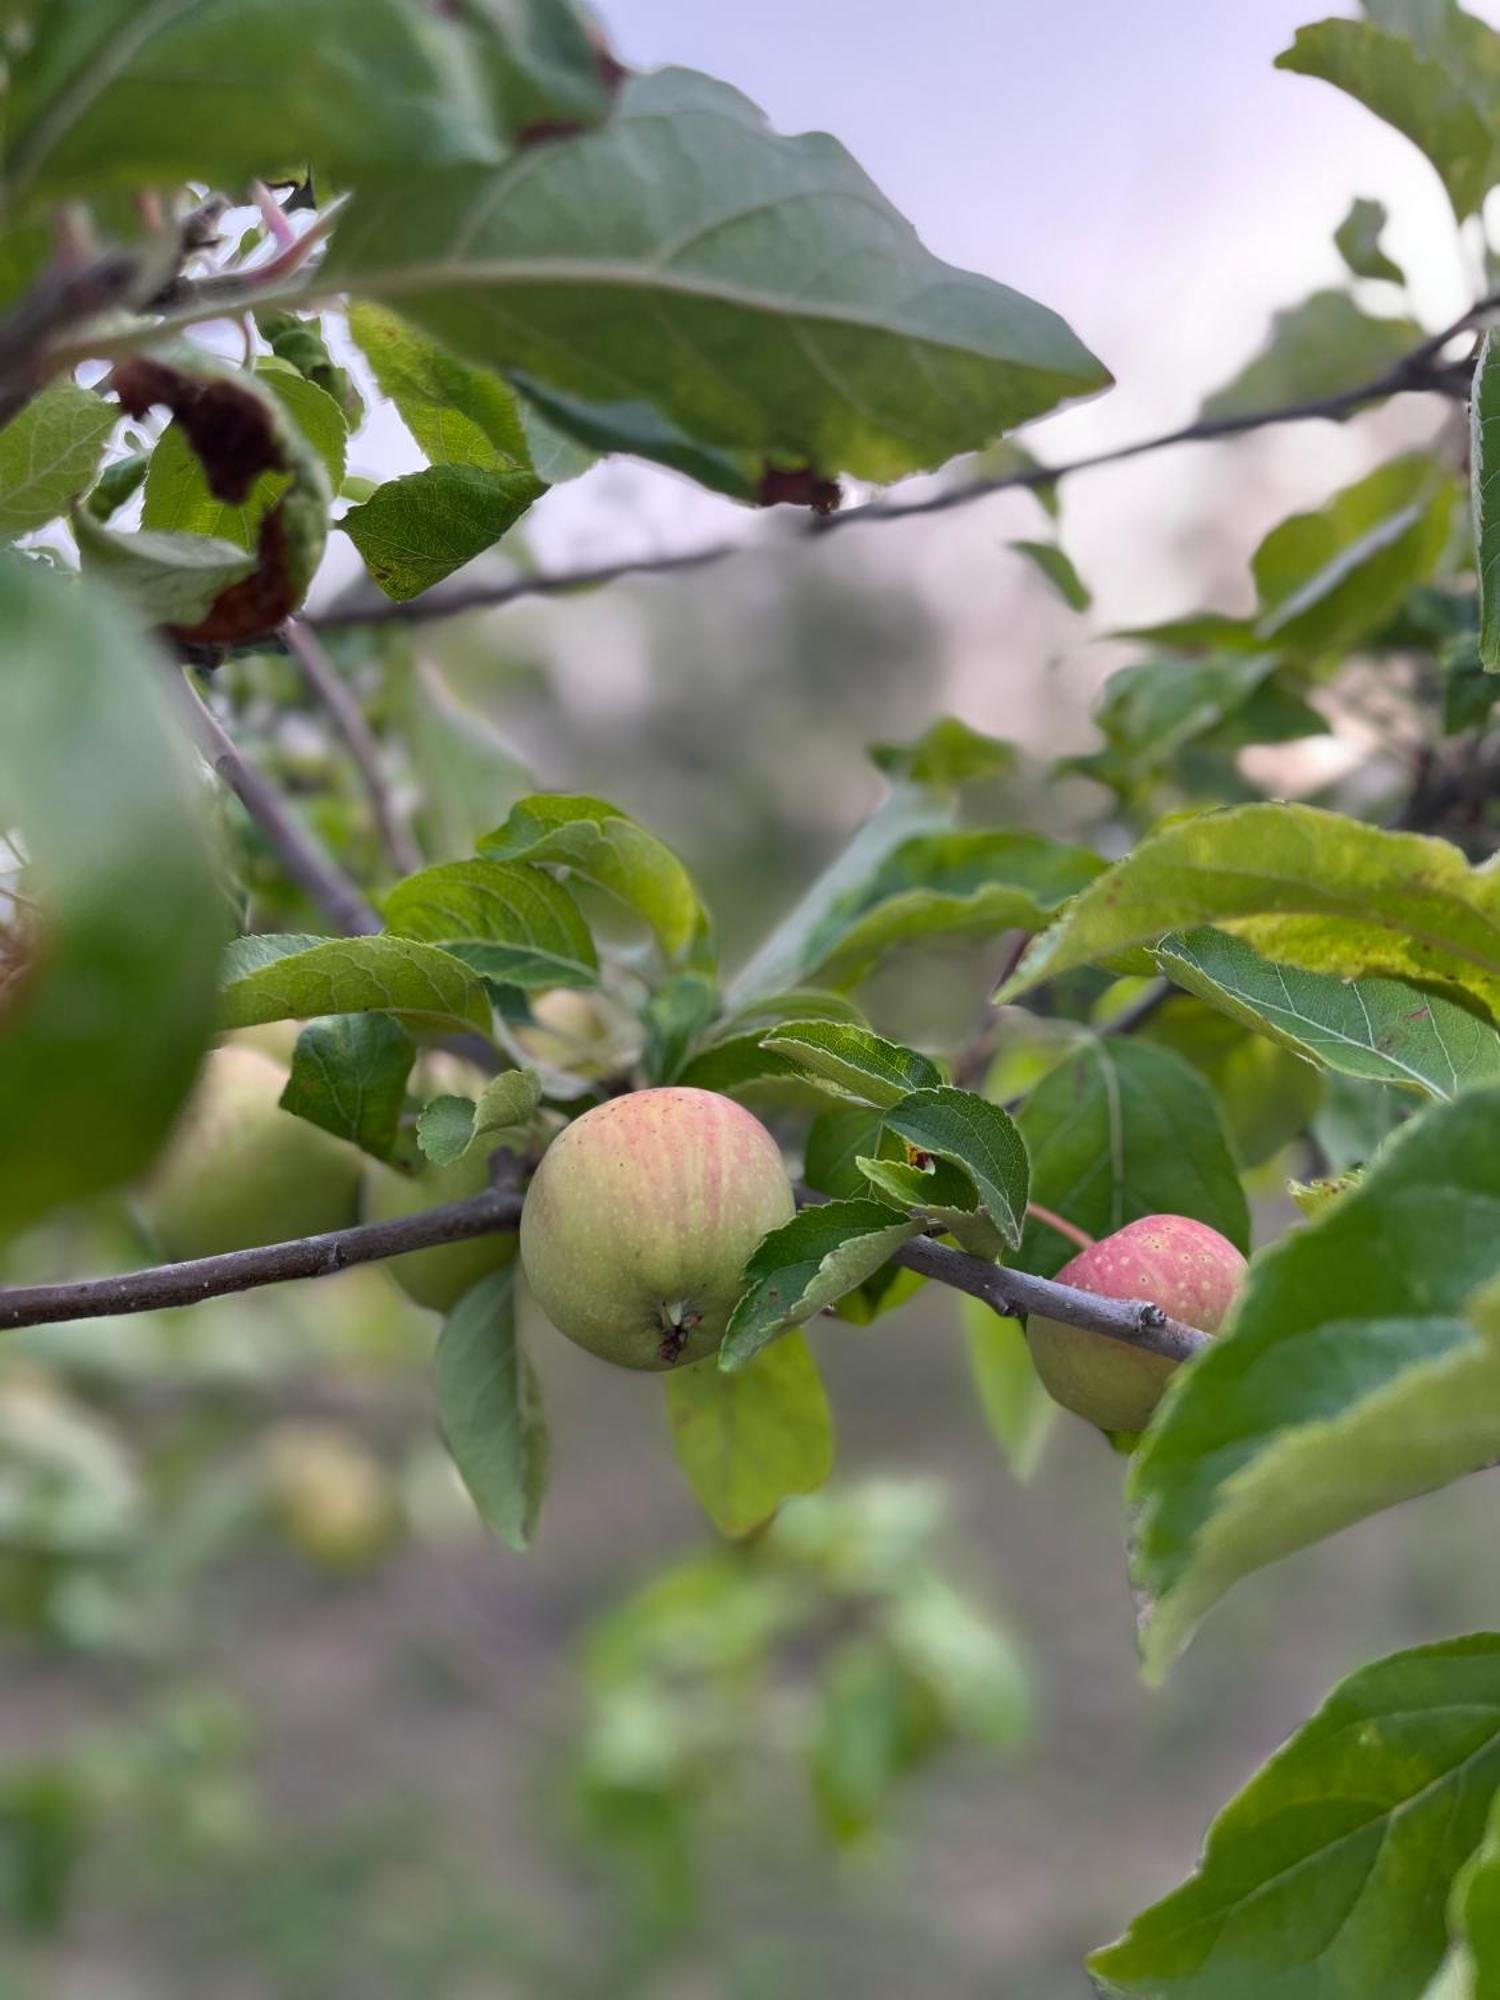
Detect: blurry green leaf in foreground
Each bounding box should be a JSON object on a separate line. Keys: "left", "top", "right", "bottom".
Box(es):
{"left": 1001, "top": 804, "right": 1500, "bottom": 1029}
{"left": 1130, "top": 1089, "right": 1500, "bottom": 1675}
{"left": 0, "top": 566, "right": 223, "bottom": 1235}
{"left": 1157, "top": 927, "right": 1500, "bottom": 1100}
{"left": 1092, "top": 1634, "right": 1500, "bottom": 1998}
{"left": 665, "top": 1332, "right": 833, "bottom": 1536}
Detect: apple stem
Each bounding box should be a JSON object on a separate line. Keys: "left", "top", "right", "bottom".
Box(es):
{"left": 1026, "top": 1202, "right": 1095, "bottom": 1253}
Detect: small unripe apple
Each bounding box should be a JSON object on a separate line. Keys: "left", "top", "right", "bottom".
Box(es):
{"left": 362, "top": 1145, "right": 518, "bottom": 1313}
{"left": 137, "top": 1045, "right": 362, "bottom": 1260}
{"left": 520, "top": 1086, "right": 796, "bottom": 1370}
{"left": 1026, "top": 1214, "right": 1246, "bottom": 1434}
{"left": 262, "top": 1422, "right": 394, "bottom": 1569}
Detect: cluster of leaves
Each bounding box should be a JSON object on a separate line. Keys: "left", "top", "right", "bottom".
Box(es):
{"left": 12, "top": 0, "right": 1500, "bottom": 1992}
{"left": 571, "top": 1479, "right": 1027, "bottom": 1934}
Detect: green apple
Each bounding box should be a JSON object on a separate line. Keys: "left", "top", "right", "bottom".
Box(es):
{"left": 262, "top": 1421, "right": 394, "bottom": 1569}
{"left": 1026, "top": 1214, "right": 1246, "bottom": 1434}
{"left": 363, "top": 1145, "right": 518, "bottom": 1313}
{"left": 520, "top": 1086, "right": 795, "bottom": 1371}
{"left": 137, "top": 1044, "right": 362, "bottom": 1260}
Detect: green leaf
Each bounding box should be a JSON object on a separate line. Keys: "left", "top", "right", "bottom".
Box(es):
{"left": 437, "top": 1269, "right": 547, "bottom": 1552}
{"left": 1252, "top": 453, "right": 1456, "bottom": 659}
{"left": 1091, "top": 1634, "right": 1500, "bottom": 1997}
{"left": 279, "top": 1013, "right": 415, "bottom": 1162}
{"left": 867, "top": 717, "right": 1018, "bottom": 788}
{"left": 810, "top": 1639, "right": 940, "bottom": 1845}
{"left": 478, "top": 794, "right": 705, "bottom": 961}
{"left": 0, "top": 384, "right": 117, "bottom": 539}
{"left": 4, "top": 0, "right": 502, "bottom": 212}
{"left": 1002, "top": 802, "right": 1500, "bottom": 1028}
{"left": 346, "top": 302, "right": 534, "bottom": 472}
{"left": 506, "top": 373, "right": 758, "bottom": 499}
{"left": 1334, "top": 194, "right": 1407, "bottom": 282}
{"left": 456, "top": 0, "right": 614, "bottom": 143}
{"left": 881, "top": 1086, "right": 1029, "bottom": 1249}
{"left": 403, "top": 659, "right": 532, "bottom": 863}
{"left": 416, "top": 1095, "right": 479, "bottom": 1168}
{"left": 382, "top": 858, "right": 598, "bottom": 990}
{"left": 326, "top": 67, "right": 1111, "bottom": 488}
{"left": 83, "top": 446, "right": 149, "bottom": 523}
{"left": 1449, "top": 1784, "right": 1500, "bottom": 1997}
{"left": 664, "top": 1332, "right": 834, "bottom": 1535}
{"left": 761, "top": 1022, "right": 943, "bottom": 1108}
{"left": 418, "top": 1069, "right": 541, "bottom": 1165}
{"left": 72, "top": 513, "right": 257, "bottom": 625}
{"left": 1062, "top": 654, "right": 1288, "bottom": 799}
{"left": 257, "top": 362, "right": 349, "bottom": 494}
{"left": 1199, "top": 290, "right": 1424, "bottom": 421}
{"left": 801, "top": 829, "right": 1105, "bottom": 988}
{"left": 341, "top": 463, "right": 542, "bottom": 601}
{"left": 1017, "top": 1040, "right": 1249, "bottom": 1276}
{"left": 642, "top": 971, "right": 720, "bottom": 1085}
{"left": 1474, "top": 331, "right": 1500, "bottom": 671}
{"left": 1137, "top": 995, "right": 1325, "bottom": 1168}
{"left": 960, "top": 1297, "right": 1055, "bottom": 1481}
{"left": 856, "top": 1150, "right": 1001, "bottom": 1258}
{"left": 1278, "top": 17, "right": 1500, "bottom": 219}
{"left": 727, "top": 785, "right": 955, "bottom": 1007}
{"left": 1129, "top": 1089, "right": 1500, "bottom": 1674}
{"left": 803, "top": 1102, "right": 888, "bottom": 1199}
{"left": 715, "top": 988, "right": 869, "bottom": 1036}
{"left": 220, "top": 934, "right": 493, "bottom": 1035}
{"left": 674, "top": 1032, "right": 802, "bottom": 1096}
{"left": 1009, "top": 538, "right": 1090, "bottom": 611}
{"left": 720, "top": 1199, "right": 921, "bottom": 1370}
{"left": 1157, "top": 926, "right": 1500, "bottom": 1099}
{"left": 0, "top": 567, "right": 223, "bottom": 1235}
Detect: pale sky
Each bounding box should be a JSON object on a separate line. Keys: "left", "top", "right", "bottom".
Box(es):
{"left": 365, "top": 2, "right": 1500, "bottom": 756}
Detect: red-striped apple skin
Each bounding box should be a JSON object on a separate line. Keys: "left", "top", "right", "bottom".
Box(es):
{"left": 520, "top": 1088, "right": 795, "bottom": 1371}
{"left": 1026, "top": 1214, "right": 1246, "bottom": 1435}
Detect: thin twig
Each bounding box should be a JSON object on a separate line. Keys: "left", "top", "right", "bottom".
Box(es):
{"left": 0, "top": 1189, "right": 524, "bottom": 1329}
{"left": 309, "top": 293, "right": 1495, "bottom": 632}
{"left": 168, "top": 669, "right": 382, "bottom": 936}
{"left": 282, "top": 620, "right": 423, "bottom": 876}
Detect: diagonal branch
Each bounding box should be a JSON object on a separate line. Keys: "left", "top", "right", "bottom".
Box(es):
{"left": 168, "top": 668, "right": 383, "bottom": 936}
{"left": 282, "top": 620, "right": 423, "bottom": 876}
{"left": 309, "top": 293, "right": 1495, "bottom": 633}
